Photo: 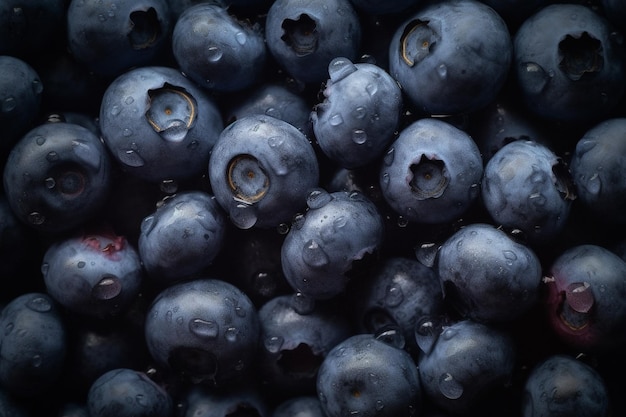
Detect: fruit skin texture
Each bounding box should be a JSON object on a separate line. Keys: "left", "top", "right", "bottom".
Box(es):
{"left": 522, "top": 355, "right": 610, "bottom": 417}
{"left": 513, "top": 3, "right": 626, "bottom": 123}
{"left": 316, "top": 333, "right": 422, "bottom": 417}
{"left": 437, "top": 223, "right": 543, "bottom": 323}
{"left": 545, "top": 244, "right": 626, "bottom": 353}
{"left": 569, "top": 117, "right": 626, "bottom": 225}
{"left": 388, "top": 0, "right": 512, "bottom": 116}
{"left": 379, "top": 117, "right": 483, "bottom": 224}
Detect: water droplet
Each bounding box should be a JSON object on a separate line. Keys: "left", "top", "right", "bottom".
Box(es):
{"left": 97, "top": 13, "right": 106, "bottom": 22}
{"left": 124, "top": 96, "right": 134, "bottom": 105}
{"left": 268, "top": 136, "right": 284, "bottom": 147}
{"left": 439, "top": 373, "right": 464, "bottom": 399}
{"left": 235, "top": 31, "right": 247, "bottom": 45}
{"left": 229, "top": 203, "right": 258, "bottom": 229}
{"left": 207, "top": 46, "right": 223, "bottom": 62}
{"left": 2, "top": 96, "right": 16, "bottom": 112}
{"left": 159, "top": 120, "right": 189, "bottom": 143}
{"left": 397, "top": 216, "right": 409, "bottom": 228}
{"left": 584, "top": 173, "right": 601, "bottom": 195}
{"left": 383, "top": 147, "right": 395, "bottom": 165}
{"left": 329, "top": 113, "right": 344, "bottom": 126}
{"left": 45, "top": 177, "right": 56, "bottom": 189}
{"left": 110, "top": 105, "right": 121, "bottom": 116}
{"left": 292, "top": 213, "right": 305, "bottom": 229}
{"left": 31, "top": 354, "right": 42, "bottom": 368}
{"left": 77, "top": 261, "right": 86, "bottom": 268}
{"left": 333, "top": 216, "right": 347, "bottom": 230}
{"left": 264, "top": 335, "right": 284, "bottom": 353}
{"left": 521, "top": 62, "right": 549, "bottom": 94}
{"left": 302, "top": 239, "right": 330, "bottom": 268}
{"left": 566, "top": 282, "right": 594, "bottom": 313}
{"left": 502, "top": 250, "right": 517, "bottom": 264}
{"left": 187, "top": 140, "right": 199, "bottom": 150}
{"left": 441, "top": 326, "right": 458, "bottom": 340}
{"left": 26, "top": 296, "right": 52, "bottom": 312}
{"left": 375, "top": 326, "right": 405, "bottom": 349}
{"left": 415, "top": 316, "right": 448, "bottom": 354}
{"left": 385, "top": 286, "right": 404, "bottom": 307}
{"left": 328, "top": 57, "right": 357, "bottom": 82}
{"left": 366, "top": 83, "right": 378, "bottom": 96}
{"left": 529, "top": 192, "right": 546, "bottom": 206}
{"left": 92, "top": 276, "right": 122, "bottom": 300}
{"left": 375, "top": 400, "right": 384, "bottom": 411}
{"left": 353, "top": 106, "right": 367, "bottom": 119}
{"left": 225, "top": 327, "right": 238, "bottom": 342}
{"left": 160, "top": 179, "right": 178, "bottom": 194}
{"left": 437, "top": 64, "right": 447, "bottom": 78}
{"left": 277, "top": 223, "right": 290, "bottom": 234}
{"left": 352, "top": 129, "right": 367, "bottom": 144}
{"left": 306, "top": 188, "right": 332, "bottom": 209}
{"left": 46, "top": 151, "right": 59, "bottom": 162}
{"left": 189, "top": 319, "right": 219, "bottom": 339}
{"left": 35, "top": 135, "right": 46, "bottom": 145}
{"left": 41, "top": 262, "right": 49, "bottom": 275}
{"left": 28, "top": 212, "right": 45, "bottom": 225}
{"left": 235, "top": 306, "right": 246, "bottom": 317}
{"left": 291, "top": 292, "right": 316, "bottom": 315}
{"left": 415, "top": 243, "right": 438, "bottom": 267}
{"left": 381, "top": 172, "right": 390, "bottom": 187}
{"left": 118, "top": 149, "right": 145, "bottom": 167}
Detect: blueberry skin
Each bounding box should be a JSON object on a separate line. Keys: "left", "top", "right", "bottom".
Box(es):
{"left": 379, "top": 118, "right": 483, "bottom": 224}
{"left": 569, "top": 118, "right": 626, "bottom": 224}
{"left": 87, "top": 368, "right": 173, "bottom": 417}
{"left": 388, "top": 0, "right": 512, "bottom": 116}
{"left": 316, "top": 333, "right": 422, "bottom": 417}
{"left": 99, "top": 66, "right": 224, "bottom": 183}
{"left": 208, "top": 115, "right": 319, "bottom": 229}
{"left": 272, "top": 395, "right": 326, "bottom": 417}
{"left": 311, "top": 57, "right": 403, "bottom": 169}
{"left": 179, "top": 384, "right": 269, "bottom": 417}
{"left": 281, "top": 189, "right": 385, "bottom": 300}
{"left": 351, "top": 257, "right": 445, "bottom": 356}
{"left": 143, "top": 278, "right": 260, "bottom": 386}
{"left": 544, "top": 244, "right": 626, "bottom": 353}
{"left": 417, "top": 319, "right": 516, "bottom": 415}
{"left": 66, "top": 0, "right": 171, "bottom": 78}
{"left": 42, "top": 229, "right": 144, "bottom": 319}
{"left": 257, "top": 294, "right": 353, "bottom": 397}
{"left": 437, "top": 223, "right": 543, "bottom": 323}
{"left": 513, "top": 3, "right": 626, "bottom": 123}
{"left": 2, "top": 121, "right": 112, "bottom": 233}
{"left": 522, "top": 355, "right": 610, "bottom": 417}
{"left": 172, "top": 3, "right": 267, "bottom": 93}
{"left": 0, "top": 293, "right": 67, "bottom": 398}
{"left": 481, "top": 140, "right": 574, "bottom": 243}
{"left": 0, "top": 56, "right": 43, "bottom": 158}
{"left": 138, "top": 190, "right": 228, "bottom": 286}
{"left": 265, "top": 0, "right": 362, "bottom": 85}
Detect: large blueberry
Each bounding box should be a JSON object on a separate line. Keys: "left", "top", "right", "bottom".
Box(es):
{"left": 178, "top": 384, "right": 269, "bottom": 417}
{"left": 66, "top": 0, "right": 171, "bottom": 77}
{"left": 144, "top": 278, "right": 260, "bottom": 386}
{"left": 138, "top": 190, "right": 228, "bottom": 286}
{"left": 388, "top": 0, "right": 512, "bottom": 115}
{"left": 544, "top": 244, "right": 626, "bottom": 352}
{"left": 2, "top": 121, "right": 112, "bottom": 233}
{"left": 208, "top": 115, "right": 319, "bottom": 229}
{"left": 569, "top": 118, "right": 626, "bottom": 225}
{"left": 513, "top": 3, "right": 626, "bottom": 123}
{"left": 172, "top": 3, "right": 267, "bottom": 93}
{"left": 99, "top": 66, "right": 223, "bottom": 183}
{"left": 42, "top": 229, "right": 144, "bottom": 319}
{"left": 316, "top": 333, "right": 421, "bottom": 417}
{"left": 481, "top": 140, "right": 575, "bottom": 244}
{"left": 281, "top": 189, "right": 385, "bottom": 300}
{"left": 311, "top": 57, "right": 403, "bottom": 169}
{"left": 379, "top": 118, "right": 483, "bottom": 224}
{"left": 417, "top": 319, "right": 516, "bottom": 415}
{"left": 265, "top": 0, "right": 362, "bottom": 85}
{"left": 437, "top": 223, "right": 543, "bottom": 323}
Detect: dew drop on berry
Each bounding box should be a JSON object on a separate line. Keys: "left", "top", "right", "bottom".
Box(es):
{"left": 118, "top": 149, "right": 145, "bottom": 167}
{"left": 385, "top": 286, "right": 404, "bottom": 307}
{"left": 225, "top": 327, "right": 238, "bottom": 342}
{"left": 439, "top": 373, "right": 464, "bottom": 399}
{"left": 302, "top": 239, "right": 330, "bottom": 268}
{"left": 306, "top": 188, "right": 332, "bottom": 209}
{"left": 352, "top": 129, "right": 367, "bottom": 144}
{"left": 375, "top": 326, "right": 405, "bottom": 349}
{"left": 207, "top": 46, "right": 223, "bottom": 62}
{"left": 566, "top": 281, "right": 594, "bottom": 313}
{"left": 92, "top": 276, "right": 122, "bottom": 300}
{"left": 329, "top": 113, "right": 344, "bottom": 126}
{"left": 229, "top": 203, "right": 258, "bottom": 229}
{"left": 189, "top": 319, "right": 219, "bottom": 339}
{"left": 264, "top": 335, "right": 284, "bottom": 353}
{"left": 28, "top": 212, "right": 45, "bottom": 225}
{"left": 2, "top": 96, "right": 16, "bottom": 112}
{"left": 26, "top": 296, "right": 52, "bottom": 313}
{"left": 328, "top": 57, "right": 357, "bottom": 82}
{"left": 383, "top": 147, "right": 395, "bottom": 165}
{"left": 291, "top": 292, "right": 315, "bottom": 315}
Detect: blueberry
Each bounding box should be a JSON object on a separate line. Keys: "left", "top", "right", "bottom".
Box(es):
{"left": 86, "top": 368, "right": 173, "bottom": 417}
{"left": 388, "top": 0, "right": 512, "bottom": 116}
{"left": 172, "top": 3, "right": 267, "bottom": 93}
{"left": 0, "top": 293, "right": 67, "bottom": 398}
{"left": 311, "top": 57, "right": 403, "bottom": 169}
{"left": 208, "top": 115, "right": 319, "bottom": 229}
{"left": 544, "top": 244, "right": 626, "bottom": 352}
{"left": 522, "top": 355, "right": 610, "bottom": 417}
{"left": 316, "top": 333, "right": 422, "bottom": 417}
{"left": 2, "top": 120, "right": 113, "bottom": 233}
{"left": 178, "top": 383, "right": 269, "bottom": 417}
{"left": 417, "top": 319, "right": 516, "bottom": 415}
{"left": 42, "top": 228, "right": 144, "bottom": 319}
{"left": 272, "top": 395, "right": 326, "bottom": 417}
{"left": 265, "top": 0, "right": 362, "bottom": 85}
{"left": 0, "top": 55, "right": 43, "bottom": 158}
{"left": 437, "top": 223, "right": 543, "bottom": 323}
{"left": 66, "top": 0, "right": 171, "bottom": 78}
{"left": 143, "top": 278, "right": 260, "bottom": 386}
{"left": 481, "top": 140, "right": 575, "bottom": 244}
{"left": 351, "top": 256, "right": 445, "bottom": 356}
{"left": 281, "top": 189, "right": 385, "bottom": 300}
{"left": 379, "top": 117, "right": 483, "bottom": 224}
{"left": 513, "top": 3, "right": 626, "bottom": 123}
{"left": 138, "top": 190, "right": 228, "bottom": 286}
{"left": 569, "top": 117, "right": 626, "bottom": 225}
{"left": 257, "top": 294, "right": 353, "bottom": 398}
{"left": 99, "top": 66, "right": 224, "bottom": 183}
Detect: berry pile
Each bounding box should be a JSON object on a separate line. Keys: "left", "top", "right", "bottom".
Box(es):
{"left": 1, "top": 0, "right": 626, "bottom": 416}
